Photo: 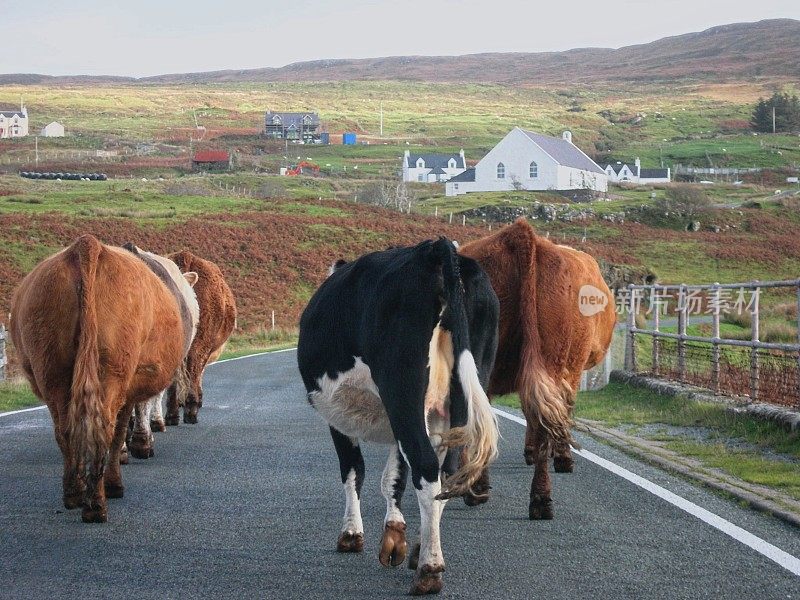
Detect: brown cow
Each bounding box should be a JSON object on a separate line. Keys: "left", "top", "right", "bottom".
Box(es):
{"left": 460, "top": 218, "right": 616, "bottom": 520}
{"left": 10, "top": 235, "right": 197, "bottom": 523}
{"left": 163, "top": 250, "right": 237, "bottom": 426}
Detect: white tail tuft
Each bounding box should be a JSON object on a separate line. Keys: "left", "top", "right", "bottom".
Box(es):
{"left": 438, "top": 349, "right": 499, "bottom": 498}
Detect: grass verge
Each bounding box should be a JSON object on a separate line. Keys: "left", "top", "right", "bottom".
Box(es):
{"left": 0, "top": 380, "right": 41, "bottom": 412}
{"left": 217, "top": 328, "right": 298, "bottom": 361}
{"left": 493, "top": 382, "right": 800, "bottom": 501}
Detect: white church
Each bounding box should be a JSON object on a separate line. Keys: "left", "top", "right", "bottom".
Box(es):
{"left": 445, "top": 128, "right": 607, "bottom": 196}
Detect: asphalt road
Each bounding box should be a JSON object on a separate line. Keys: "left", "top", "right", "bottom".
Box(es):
{"left": 1, "top": 349, "right": 799, "bottom": 599}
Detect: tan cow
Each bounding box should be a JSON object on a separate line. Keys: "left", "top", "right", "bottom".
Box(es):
{"left": 460, "top": 218, "right": 616, "bottom": 520}
{"left": 122, "top": 243, "right": 200, "bottom": 461}
{"left": 163, "top": 250, "right": 237, "bottom": 426}
{"left": 10, "top": 235, "right": 197, "bottom": 523}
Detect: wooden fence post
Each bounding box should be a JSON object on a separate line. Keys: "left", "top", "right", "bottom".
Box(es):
{"left": 652, "top": 288, "right": 660, "bottom": 376}
{"left": 624, "top": 284, "right": 637, "bottom": 372}
{"left": 797, "top": 280, "right": 800, "bottom": 407}
{"left": 677, "top": 284, "right": 687, "bottom": 382}
{"left": 711, "top": 283, "right": 721, "bottom": 394}
{"left": 0, "top": 324, "right": 6, "bottom": 382}
{"left": 271, "top": 310, "right": 276, "bottom": 331}
{"left": 750, "top": 286, "right": 760, "bottom": 401}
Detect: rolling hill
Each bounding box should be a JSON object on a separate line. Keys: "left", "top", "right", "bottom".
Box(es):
{"left": 1, "top": 19, "right": 798, "bottom": 86}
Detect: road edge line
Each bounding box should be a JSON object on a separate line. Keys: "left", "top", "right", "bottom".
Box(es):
{"left": 492, "top": 406, "right": 800, "bottom": 578}
{"left": 0, "top": 347, "right": 300, "bottom": 418}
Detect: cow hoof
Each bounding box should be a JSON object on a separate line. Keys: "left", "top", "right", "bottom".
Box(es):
{"left": 119, "top": 446, "right": 129, "bottom": 465}
{"left": 407, "top": 543, "right": 421, "bottom": 570}
{"left": 553, "top": 456, "right": 574, "bottom": 473}
{"left": 81, "top": 505, "right": 108, "bottom": 523}
{"left": 104, "top": 481, "right": 124, "bottom": 499}
{"left": 63, "top": 492, "right": 82, "bottom": 510}
{"left": 129, "top": 434, "right": 153, "bottom": 460}
{"left": 150, "top": 419, "right": 166, "bottom": 433}
{"left": 183, "top": 413, "right": 198, "bottom": 425}
{"left": 410, "top": 564, "right": 444, "bottom": 596}
{"left": 529, "top": 494, "right": 554, "bottom": 520}
{"left": 463, "top": 487, "right": 491, "bottom": 507}
{"left": 524, "top": 446, "right": 536, "bottom": 466}
{"left": 337, "top": 531, "right": 364, "bottom": 553}
{"left": 379, "top": 521, "right": 407, "bottom": 567}
{"left": 164, "top": 415, "right": 180, "bottom": 427}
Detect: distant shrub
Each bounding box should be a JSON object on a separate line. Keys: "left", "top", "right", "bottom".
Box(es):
{"left": 634, "top": 185, "right": 713, "bottom": 228}
{"left": 657, "top": 186, "right": 713, "bottom": 219}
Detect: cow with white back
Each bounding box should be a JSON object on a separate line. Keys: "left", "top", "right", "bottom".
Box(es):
{"left": 120, "top": 243, "right": 200, "bottom": 461}
{"left": 297, "top": 238, "right": 499, "bottom": 596}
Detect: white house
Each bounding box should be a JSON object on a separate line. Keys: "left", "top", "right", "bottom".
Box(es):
{"left": 0, "top": 105, "right": 28, "bottom": 139}
{"left": 445, "top": 128, "right": 607, "bottom": 197}
{"left": 603, "top": 158, "right": 671, "bottom": 184}
{"left": 403, "top": 150, "right": 466, "bottom": 183}
{"left": 40, "top": 121, "right": 65, "bottom": 137}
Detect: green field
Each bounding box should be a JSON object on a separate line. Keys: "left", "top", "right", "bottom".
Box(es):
{"left": 1, "top": 80, "right": 799, "bottom": 171}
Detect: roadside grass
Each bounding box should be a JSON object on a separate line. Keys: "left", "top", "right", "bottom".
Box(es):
{"left": 492, "top": 382, "right": 800, "bottom": 499}
{"left": 0, "top": 380, "right": 40, "bottom": 412}
{"left": 663, "top": 440, "right": 800, "bottom": 500}
{"left": 218, "top": 328, "right": 298, "bottom": 361}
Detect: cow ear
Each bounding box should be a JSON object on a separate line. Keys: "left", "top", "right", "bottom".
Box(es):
{"left": 183, "top": 272, "right": 199, "bottom": 287}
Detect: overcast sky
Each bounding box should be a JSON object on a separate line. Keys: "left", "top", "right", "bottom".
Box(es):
{"left": 2, "top": 1, "right": 797, "bottom": 77}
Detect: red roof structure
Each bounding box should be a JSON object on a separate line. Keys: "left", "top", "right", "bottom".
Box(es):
{"left": 193, "top": 150, "right": 229, "bottom": 162}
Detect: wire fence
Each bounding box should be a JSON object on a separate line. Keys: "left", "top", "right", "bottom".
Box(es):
{"left": 0, "top": 324, "right": 6, "bottom": 382}
{"left": 623, "top": 279, "right": 800, "bottom": 409}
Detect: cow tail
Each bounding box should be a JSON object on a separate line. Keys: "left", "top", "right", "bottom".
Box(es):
{"left": 432, "top": 237, "right": 499, "bottom": 500}
{"left": 516, "top": 226, "right": 575, "bottom": 457}
{"left": 67, "top": 235, "right": 108, "bottom": 483}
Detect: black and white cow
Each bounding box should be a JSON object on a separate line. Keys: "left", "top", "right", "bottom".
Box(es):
{"left": 297, "top": 237, "right": 500, "bottom": 596}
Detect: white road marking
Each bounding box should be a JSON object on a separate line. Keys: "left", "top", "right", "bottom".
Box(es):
{"left": 492, "top": 406, "right": 800, "bottom": 578}
{"left": 208, "top": 347, "right": 297, "bottom": 366}
{"left": 0, "top": 405, "right": 46, "bottom": 418}
{"left": 0, "top": 347, "right": 300, "bottom": 419}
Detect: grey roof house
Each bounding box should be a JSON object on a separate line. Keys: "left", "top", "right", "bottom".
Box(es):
{"left": 402, "top": 150, "right": 467, "bottom": 183}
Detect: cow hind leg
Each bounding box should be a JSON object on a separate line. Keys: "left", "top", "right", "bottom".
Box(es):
{"left": 553, "top": 442, "right": 575, "bottom": 473}
{"left": 379, "top": 444, "right": 408, "bottom": 567}
{"left": 330, "top": 427, "right": 365, "bottom": 553}
{"left": 164, "top": 383, "right": 180, "bottom": 426}
{"left": 129, "top": 398, "right": 155, "bottom": 459}
{"left": 460, "top": 446, "right": 491, "bottom": 507}
{"left": 400, "top": 415, "right": 447, "bottom": 595}
{"left": 528, "top": 421, "right": 554, "bottom": 520}
{"left": 184, "top": 388, "right": 202, "bottom": 424}
{"left": 150, "top": 391, "right": 166, "bottom": 432}
{"left": 104, "top": 403, "right": 134, "bottom": 500}
{"left": 50, "top": 400, "right": 84, "bottom": 509}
